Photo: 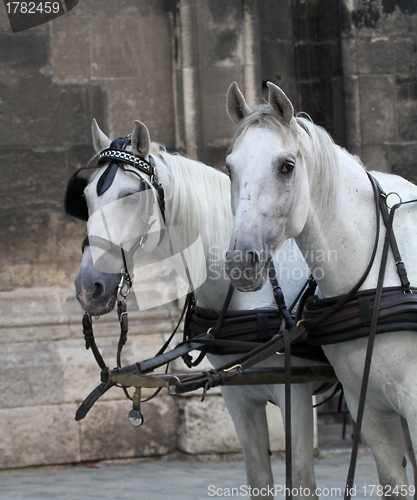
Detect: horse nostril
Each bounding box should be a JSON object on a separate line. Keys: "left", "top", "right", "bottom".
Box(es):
{"left": 93, "top": 281, "right": 104, "bottom": 299}
{"left": 246, "top": 250, "right": 259, "bottom": 264}
{"left": 230, "top": 268, "right": 240, "bottom": 280}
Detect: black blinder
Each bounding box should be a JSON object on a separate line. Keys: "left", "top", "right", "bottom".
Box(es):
{"left": 64, "top": 160, "right": 122, "bottom": 221}
{"left": 64, "top": 170, "right": 89, "bottom": 221}
{"left": 96, "top": 162, "right": 120, "bottom": 196}
{"left": 95, "top": 138, "right": 130, "bottom": 197}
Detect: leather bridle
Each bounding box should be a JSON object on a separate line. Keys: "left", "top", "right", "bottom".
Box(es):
{"left": 65, "top": 137, "right": 169, "bottom": 403}
{"left": 64, "top": 136, "right": 166, "bottom": 224}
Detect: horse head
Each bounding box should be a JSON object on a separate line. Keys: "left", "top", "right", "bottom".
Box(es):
{"left": 224, "top": 82, "right": 313, "bottom": 292}
{"left": 71, "top": 120, "right": 165, "bottom": 316}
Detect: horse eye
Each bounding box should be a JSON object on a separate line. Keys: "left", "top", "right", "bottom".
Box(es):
{"left": 281, "top": 161, "right": 295, "bottom": 174}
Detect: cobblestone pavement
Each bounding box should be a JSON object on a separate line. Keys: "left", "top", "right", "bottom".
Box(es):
{"left": 0, "top": 421, "right": 413, "bottom": 500}
{"left": 1, "top": 447, "right": 407, "bottom": 500}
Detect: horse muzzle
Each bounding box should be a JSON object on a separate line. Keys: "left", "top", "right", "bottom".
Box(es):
{"left": 74, "top": 247, "right": 121, "bottom": 316}
{"left": 225, "top": 249, "right": 269, "bottom": 292}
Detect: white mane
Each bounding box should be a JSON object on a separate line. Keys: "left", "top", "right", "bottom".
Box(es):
{"left": 151, "top": 143, "right": 233, "bottom": 263}
{"left": 296, "top": 116, "right": 343, "bottom": 218}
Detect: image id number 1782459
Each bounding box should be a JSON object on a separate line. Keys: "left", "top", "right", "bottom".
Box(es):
{"left": 5, "top": 2, "right": 61, "bottom": 14}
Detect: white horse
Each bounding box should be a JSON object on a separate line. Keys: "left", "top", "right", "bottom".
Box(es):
{"left": 71, "top": 118, "right": 326, "bottom": 499}
{"left": 225, "top": 81, "right": 417, "bottom": 497}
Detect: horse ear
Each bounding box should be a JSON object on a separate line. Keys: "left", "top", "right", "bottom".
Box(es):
{"left": 226, "top": 82, "right": 251, "bottom": 124}
{"left": 92, "top": 119, "right": 111, "bottom": 152}
{"left": 131, "top": 120, "right": 150, "bottom": 158}
{"left": 267, "top": 82, "right": 294, "bottom": 124}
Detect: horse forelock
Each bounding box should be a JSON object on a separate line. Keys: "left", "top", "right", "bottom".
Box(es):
{"left": 229, "top": 103, "right": 353, "bottom": 224}
{"left": 229, "top": 104, "right": 291, "bottom": 152}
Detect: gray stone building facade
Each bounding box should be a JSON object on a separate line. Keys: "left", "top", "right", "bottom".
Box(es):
{"left": 0, "top": 0, "right": 416, "bottom": 469}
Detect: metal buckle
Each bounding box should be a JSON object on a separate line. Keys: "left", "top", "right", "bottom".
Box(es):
{"left": 118, "top": 273, "right": 131, "bottom": 299}
{"left": 168, "top": 375, "right": 181, "bottom": 395}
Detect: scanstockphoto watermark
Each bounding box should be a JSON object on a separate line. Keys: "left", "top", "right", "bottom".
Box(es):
{"left": 3, "top": 0, "right": 79, "bottom": 33}
{"left": 207, "top": 484, "right": 416, "bottom": 497}
{"left": 207, "top": 245, "right": 337, "bottom": 282}
{"left": 208, "top": 484, "right": 345, "bottom": 498}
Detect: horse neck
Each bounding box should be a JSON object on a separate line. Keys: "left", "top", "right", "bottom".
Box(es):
{"left": 296, "top": 144, "right": 380, "bottom": 298}
{"left": 153, "top": 151, "right": 234, "bottom": 311}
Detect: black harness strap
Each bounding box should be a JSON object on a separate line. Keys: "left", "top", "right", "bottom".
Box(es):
{"left": 82, "top": 312, "right": 107, "bottom": 372}
{"left": 172, "top": 321, "right": 308, "bottom": 394}
{"left": 104, "top": 268, "right": 306, "bottom": 397}
{"left": 291, "top": 275, "right": 316, "bottom": 320}
{"left": 116, "top": 299, "right": 131, "bottom": 400}
{"left": 376, "top": 181, "right": 412, "bottom": 294}
{"left": 75, "top": 379, "right": 116, "bottom": 421}
{"left": 302, "top": 175, "right": 382, "bottom": 333}
{"left": 345, "top": 175, "right": 417, "bottom": 498}
{"left": 303, "top": 286, "right": 417, "bottom": 345}
{"left": 270, "top": 263, "right": 294, "bottom": 499}
{"left": 174, "top": 265, "right": 299, "bottom": 392}
{"left": 183, "top": 284, "right": 236, "bottom": 368}
{"left": 269, "top": 266, "right": 295, "bottom": 329}
{"left": 212, "top": 284, "right": 236, "bottom": 336}
{"left": 138, "top": 284, "right": 235, "bottom": 374}
{"left": 283, "top": 324, "right": 293, "bottom": 500}
{"left": 77, "top": 291, "right": 307, "bottom": 425}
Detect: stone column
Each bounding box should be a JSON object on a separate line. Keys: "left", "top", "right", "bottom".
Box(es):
{"left": 340, "top": 0, "right": 417, "bottom": 177}
{"left": 173, "top": 0, "right": 262, "bottom": 167}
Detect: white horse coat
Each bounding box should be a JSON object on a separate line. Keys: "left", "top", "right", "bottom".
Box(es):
{"left": 225, "top": 81, "right": 417, "bottom": 498}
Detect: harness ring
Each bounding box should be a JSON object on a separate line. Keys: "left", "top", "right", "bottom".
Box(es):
{"left": 385, "top": 192, "right": 402, "bottom": 209}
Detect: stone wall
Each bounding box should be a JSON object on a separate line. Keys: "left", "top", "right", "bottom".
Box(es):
{"left": 257, "top": 0, "right": 417, "bottom": 179}
{"left": 0, "top": 0, "right": 416, "bottom": 470}
{"left": 0, "top": 0, "right": 284, "bottom": 470}
{"left": 0, "top": 287, "right": 180, "bottom": 468}
{"left": 340, "top": 0, "right": 417, "bottom": 180}
{"left": 0, "top": 282, "right": 286, "bottom": 469}
{"left": 0, "top": 0, "right": 183, "bottom": 469}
